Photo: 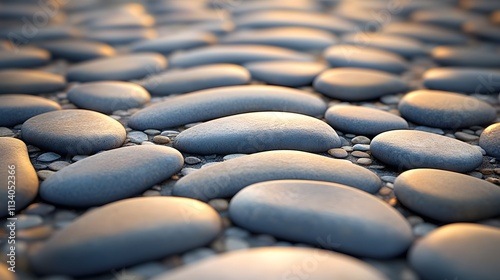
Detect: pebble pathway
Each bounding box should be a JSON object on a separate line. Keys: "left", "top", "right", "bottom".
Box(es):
{"left": 0, "top": 1, "right": 499, "bottom": 279}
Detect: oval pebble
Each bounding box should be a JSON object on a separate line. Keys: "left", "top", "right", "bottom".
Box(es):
{"left": 464, "top": 21, "right": 500, "bottom": 42}
{"left": 244, "top": 61, "right": 327, "bottom": 87}
{"left": 341, "top": 33, "right": 427, "bottom": 58}
{"left": 154, "top": 247, "right": 387, "bottom": 280}
{"left": 398, "top": 90, "right": 496, "bottom": 129}
{"left": 84, "top": 28, "right": 157, "bottom": 45}
{"left": 230, "top": 180, "right": 413, "bottom": 258}
{"left": 40, "top": 146, "right": 183, "bottom": 207}
{"left": 142, "top": 64, "right": 250, "bottom": 96}
{"left": 409, "top": 223, "right": 500, "bottom": 280}
{"left": 67, "top": 53, "right": 167, "bottom": 82}
{"left": 325, "top": 105, "right": 408, "bottom": 135}
{"left": 29, "top": 197, "right": 221, "bottom": 277}
{"left": 169, "top": 45, "right": 314, "bottom": 68}
{"left": 38, "top": 40, "right": 116, "bottom": 62}
{"left": 67, "top": 81, "right": 150, "bottom": 114}
{"left": 431, "top": 46, "right": 500, "bottom": 67}
{"left": 395, "top": 169, "right": 500, "bottom": 222}
{"left": 22, "top": 109, "right": 126, "bottom": 155}
{"left": 0, "top": 47, "right": 50, "bottom": 69}
{"left": 382, "top": 22, "right": 467, "bottom": 44}
{"left": 324, "top": 45, "right": 409, "bottom": 73}
{"left": 423, "top": 67, "right": 500, "bottom": 94}
{"left": 313, "top": 68, "right": 407, "bottom": 101}
{"left": 128, "top": 85, "right": 327, "bottom": 130}
{"left": 0, "top": 94, "right": 61, "bottom": 127}
{"left": 479, "top": 123, "right": 500, "bottom": 158}
{"left": 173, "top": 150, "right": 382, "bottom": 201}
{"left": 0, "top": 69, "right": 66, "bottom": 95}
{"left": 173, "top": 112, "right": 341, "bottom": 154}
{"left": 0, "top": 137, "right": 39, "bottom": 217}
{"left": 411, "top": 9, "right": 482, "bottom": 29}
{"left": 371, "top": 130, "right": 483, "bottom": 172}
{"left": 130, "top": 32, "right": 217, "bottom": 54}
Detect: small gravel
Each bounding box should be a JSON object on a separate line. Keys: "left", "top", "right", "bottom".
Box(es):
{"left": 352, "top": 151, "right": 370, "bottom": 158}
{"left": 48, "top": 161, "right": 71, "bottom": 171}
{"left": 37, "top": 152, "right": 61, "bottom": 162}
{"left": 328, "top": 148, "right": 348, "bottom": 158}
{"left": 454, "top": 132, "right": 479, "bottom": 142}
{"left": 357, "top": 158, "right": 373, "bottom": 165}
{"left": 352, "top": 144, "right": 370, "bottom": 151}
{"left": 37, "top": 170, "right": 55, "bottom": 180}
{"left": 152, "top": 135, "right": 171, "bottom": 144}
{"left": 185, "top": 156, "right": 202, "bottom": 164}
{"left": 127, "top": 131, "right": 148, "bottom": 144}
{"left": 351, "top": 136, "right": 371, "bottom": 144}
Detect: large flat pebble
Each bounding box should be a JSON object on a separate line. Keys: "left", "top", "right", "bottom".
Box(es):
{"left": 40, "top": 146, "right": 183, "bottom": 207}
{"left": 423, "top": 68, "right": 500, "bottom": 94}
{"left": 0, "top": 70, "right": 66, "bottom": 95}
{"left": 173, "top": 150, "right": 382, "bottom": 201}
{"left": 431, "top": 46, "right": 500, "bottom": 67}
{"left": 230, "top": 180, "right": 413, "bottom": 258}
{"left": 244, "top": 61, "right": 327, "bottom": 87}
{"left": 0, "top": 47, "right": 50, "bottom": 69}
{"left": 371, "top": 130, "right": 483, "bottom": 172}
{"left": 173, "top": 112, "right": 341, "bottom": 154}
{"left": 84, "top": 28, "right": 157, "bottom": 46}
{"left": 130, "top": 32, "right": 216, "bottom": 54}
{"left": 341, "top": 33, "right": 427, "bottom": 58}
{"left": 128, "top": 85, "right": 327, "bottom": 130}
{"left": 0, "top": 94, "right": 61, "bottom": 127}
{"left": 382, "top": 22, "right": 467, "bottom": 44}
{"left": 479, "top": 123, "right": 500, "bottom": 158}
{"left": 22, "top": 109, "right": 126, "bottom": 155}
{"left": 29, "top": 197, "right": 221, "bottom": 277}
{"left": 39, "top": 40, "right": 116, "bottom": 62}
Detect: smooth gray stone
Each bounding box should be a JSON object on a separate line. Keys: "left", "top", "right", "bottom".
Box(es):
{"left": 313, "top": 68, "right": 407, "bottom": 101}
{"left": 228, "top": 1, "right": 320, "bottom": 16}
{"left": 154, "top": 10, "right": 221, "bottom": 26}
{"left": 0, "top": 69, "right": 66, "bottom": 95}
{"left": 464, "top": 21, "right": 500, "bottom": 42}
{"left": 324, "top": 45, "right": 409, "bottom": 73}
{"left": 40, "top": 146, "right": 183, "bottom": 207}
{"left": 142, "top": 64, "right": 250, "bottom": 96}
{"left": 0, "top": 94, "right": 61, "bottom": 127}
{"left": 67, "top": 81, "right": 150, "bottom": 114}
{"left": 382, "top": 22, "right": 468, "bottom": 44}
{"left": 29, "top": 197, "right": 221, "bottom": 277}
{"left": 84, "top": 28, "right": 157, "bottom": 45}
{"left": 0, "top": 137, "right": 39, "bottom": 218}
{"left": 128, "top": 85, "right": 327, "bottom": 130}
{"left": 371, "top": 130, "right": 483, "bottom": 172}
{"left": 22, "top": 109, "right": 126, "bottom": 155}
{"left": 341, "top": 33, "right": 427, "bottom": 58}
{"left": 169, "top": 45, "right": 314, "bottom": 68}
{"left": 325, "top": 105, "right": 408, "bottom": 135}
{"left": 173, "top": 112, "right": 341, "bottom": 154}
{"left": 399, "top": 90, "right": 496, "bottom": 129}
{"left": 173, "top": 150, "right": 382, "bottom": 201}
{"left": 479, "top": 123, "right": 500, "bottom": 158}
{"left": 395, "top": 169, "right": 500, "bottom": 222}
{"left": 84, "top": 13, "right": 154, "bottom": 30}
{"left": 0, "top": 47, "right": 50, "bottom": 69}
{"left": 154, "top": 247, "right": 388, "bottom": 280}
{"left": 67, "top": 53, "right": 167, "bottom": 82}
{"left": 409, "top": 223, "right": 500, "bottom": 280}
{"left": 423, "top": 68, "right": 500, "bottom": 94}
{"left": 235, "top": 11, "right": 357, "bottom": 34}
{"left": 230, "top": 180, "right": 413, "bottom": 258}
{"left": 245, "top": 61, "right": 327, "bottom": 87}
{"left": 431, "top": 46, "right": 500, "bottom": 67}
{"left": 221, "top": 27, "right": 337, "bottom": 51}
{"left": 411, "top": 9, "right": 484, "bottom": 29}
{"left": 38, "top": 40, "right": 116, "bottom": 62}
{"left": 130, "top": 32, "right": 216, "bottom": 54}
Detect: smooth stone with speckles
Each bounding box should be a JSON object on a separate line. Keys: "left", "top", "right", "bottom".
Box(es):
{"left": 0, "top": 47, "right": 50, "bottom": 69}
{"left": 0, "top": 94, "right": 61, "bottom": 127}
{"left": 129, "top": 85, "right": 327, "bottom": 130}
{"left": 38, "top": 40, "right": 116, "bottom": 62}
{"left": 382, "top": 22, "right": 467, "bottom": 45}
{"left": 130, "top": 32, "right": 216, "bottom": 54}
{"left": 173, "top": 112, "right": 341, "bottom": 154}
{"left": 371, "top": 130, "right": 483, "bottom": 172}
{"left": 395, "top": 169, "right": 500, "bottom": 222}
{"left": 479, "top": 123, "right": 500, "bottom": 158}
{"left": 173, "top": 150, "right": 382, "bottom": 201}
{"left": 29, "top": 197, "right": 221, "bottom": 277}
{"left": 399, "top": 90, "right": 496, "bottom": 129}
{"left": 230, "top": 180, "right": 412, "bottom": 258}
{"left": 244, "top": 61, "right": 327, "bottom": 87}
{"left": 67, "top": 81, "right": 150, "bottom": 114}
{"left": 423, "top": 68, "right": 500, "bottom": 94}
{"left": 0, "top": 69, "right": 66, "bottom": 95}
{"left": 22, "top": 109, "right": 126, "bottom": 155}
{"left": 431, "top": 46, "right": 500, "bottom": 68}
{"left": 341, "top": 33, "right": 427, "bottom": 58}
{"left": 409, "top": 223, "right": 500, "bottom": 280}
{"left": 325, "top": 105, "right": 408, "bottom": 136}
{"left": 40, "top": 146, "right": 183, "bottom": 207}
{"left": 0, "top": 138, "right": 39, "bottom": 218}
{"left": 67, "top": 53, "right": 167, "bottom": 82}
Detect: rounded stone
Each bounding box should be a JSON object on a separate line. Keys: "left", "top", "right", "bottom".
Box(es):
{"left": 39, "top": 40, "right": 116, "bottom": 62}
{"left": 313, "top": 68, "right": 407, "bottom": 101}
{"left": 154, "top": 247, "right": 388, "bottom": 280}
{"left": 130, "top": 32, "right": 217, "bottom": 55}
{"left": 371, "top": 130, "right": 483, "bottom": 172}
{"left": 173, "top": 150, "right": 382, "bottom": 201}
{"left": 382, "top": 22, "right": 467, "bottom": 44}
{"left": 398, "top": 90, "right": 496, "bottom": 129}
{"left": 341, "top": 33, "right": 427, "bottom": 58}
{"left": 431, "top": 46, "right": 500, "bottom": 68}
{"left": 67, "top": 81, "right": 151, "bottom": 114}
{"left": 84, "top": 28, "right": 157, "bottom": 46}
{"left": 325, "top": 105, "right": 408, "bottom": 135}
{"left": 244, "top": 61, "right": 327, "bottom": 87}
{"left": 409, "top": 223, "right": 500, "bottom": 280}
{"left": 0, "top": 94, "right": 61, "bottom": 127}
{"left": 0, "top": 47, "right": 50, "bottom": 69}
{"left": 230, "top": 180, "right": 413, "bottom": 258}
{"left": 423, "top": 68, "right": 500, "bottom": 94}
{"left": 67, "top": 53, "right": 167, "bottom": 82}
{"left": 0, "top": 69, "right": 66, "bottom": 95}
{"left": 395, "top": 169, "right": 500, "bottom": 222}
{"left": 479, "top": 123, "right": 500, "bottom": 158}
{"left": 173, "top": 112, "right": 341, "bottom": 154}
{"left": 22, "top": 109, "right": 126, "bottom": 155}
{"left": 29, "top": 197, "right": 222, "bottom": 277}
{"left": 40, "top": 146, "right": 183, "bottom": 207}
